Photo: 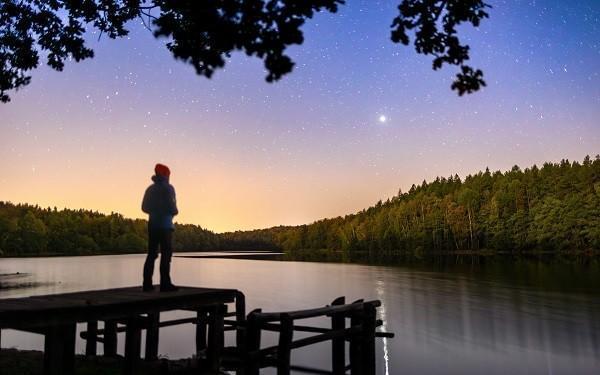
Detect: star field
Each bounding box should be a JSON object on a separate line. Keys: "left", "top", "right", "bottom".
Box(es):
{"left": 1, "top": 0, "right": 599, "bottom": 232}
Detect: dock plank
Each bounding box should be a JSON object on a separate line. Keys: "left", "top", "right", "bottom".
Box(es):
{"left": 0, "top": 286, "right": 238, "bottom": 329}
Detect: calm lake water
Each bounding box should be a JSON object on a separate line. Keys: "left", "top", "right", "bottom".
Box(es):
{"left": 0, "top": 253, "right": 599, "bottom": 374}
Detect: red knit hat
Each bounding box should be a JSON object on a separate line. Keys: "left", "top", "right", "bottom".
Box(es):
{"left": 154, "top": 163, "right": 171, "bottom": 177}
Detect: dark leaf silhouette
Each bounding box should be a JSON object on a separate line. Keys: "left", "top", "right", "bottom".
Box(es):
{"left": 0, "top": 0, "right": 489, "bottom": 102}
{"left": 391, "top": 0, "right": 490, "bottom": 95}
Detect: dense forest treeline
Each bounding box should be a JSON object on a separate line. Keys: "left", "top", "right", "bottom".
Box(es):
{"left": 221, "top": 156, "right": 600, "bottom": 257}
{"left": 1, "top": 156, "right": 599, "bottom": 257}
{"left": 0, "top": 203, "right": 219, "bottom": 256}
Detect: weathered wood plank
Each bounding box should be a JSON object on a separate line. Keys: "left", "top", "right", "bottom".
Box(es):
{"left": 0, "top": 286, "right": 237, "bottom": 329}
{"left": 252, "top": 299, "right": 381, "bottom": 322}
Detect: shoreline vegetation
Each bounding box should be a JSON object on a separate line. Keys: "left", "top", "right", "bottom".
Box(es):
{"left": 1, "top": 157, "right": 599, "bottom": 262}
{"left": 0, "top": 348, "right": 206, "bottom": 375}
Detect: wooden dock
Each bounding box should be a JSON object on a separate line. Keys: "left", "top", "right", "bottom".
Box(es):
{"left": 1, "top": 287, "right": 392, "bottom": 375}
{"left": 0, "top": 286, "right": 244, "bottom": 375}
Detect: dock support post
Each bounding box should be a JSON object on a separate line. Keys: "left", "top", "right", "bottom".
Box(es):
{"left": 331, "top": 297, "right": 346, "bottom": 375}
{"left": 124, "top": 316, "right": 142, "bottom": 374}
{"left": 43, "top": 323, "right": 76, "bottom": 375}
{"left": 85, "top": 321, "right": 98, "bottom": 356}
{"left": 104, "top": 319, "right": 118, "bottom": 357}
{"left": 363, "top": 303, "right": 377, "bottom": 375}
{"left": 145, "top": 313, "right": 160, "bottom": 361}
{"left": 207, "top": 304, "right": 226, "bottom": 373}
{"left": 349, "top": 312, "right": 364, "bottom": 375}
{"left": 277, "top": 313, "right": 293, "bottom": 375}
{"left": 235, "top": 291, "right": 246, "bottom": 350}
{"left": 195, "top": 309, "right": 208, "bottom": 356}
{"left": 244, "top": 309, "right": 262, "bottom": 375}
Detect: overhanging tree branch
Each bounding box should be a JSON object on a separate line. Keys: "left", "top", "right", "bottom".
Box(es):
{"left": 0, "top": 0, "right": 489, "bottom": 103}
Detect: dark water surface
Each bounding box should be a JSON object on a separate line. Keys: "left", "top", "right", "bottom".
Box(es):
{"left": 0, "top": 253, "right": 598, "bottom": 374}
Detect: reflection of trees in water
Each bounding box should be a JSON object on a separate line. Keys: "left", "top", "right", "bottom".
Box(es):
{"left": 0, "top": 272, "right": 42, "bottom": 290}
{"left": 396, "top": 270, "right": 600, "bottom": 359}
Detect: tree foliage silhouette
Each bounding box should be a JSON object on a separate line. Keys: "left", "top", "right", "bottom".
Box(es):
{"left": 221, "top": 156, "right": 600, "bottom": 257}
{"left": 0, "top": 0, "right": 489, "bottom": 103}
{"left": 2, "top": 157, "right": 598, "bottom": 257}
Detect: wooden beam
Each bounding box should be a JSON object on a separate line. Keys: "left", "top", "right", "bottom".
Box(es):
{"left": 81, "top": 317, "right": 199, "bottom": 340}
{"left": 85, "top": 321, "right": 98, "bottom": 356}
{"left": 253, "top": 300, "right": 381, "bottom": 322}
{"left": 289, "top": 365, "right": 333, "bottom": 374}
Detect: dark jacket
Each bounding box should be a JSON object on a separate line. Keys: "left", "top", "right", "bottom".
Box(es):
{"left": 142, "top": 175, "right": 178, "bottom": 229}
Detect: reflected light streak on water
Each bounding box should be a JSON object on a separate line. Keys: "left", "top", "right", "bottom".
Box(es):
{"left": 375, "top": 279, "right": 390, "bottom": 375}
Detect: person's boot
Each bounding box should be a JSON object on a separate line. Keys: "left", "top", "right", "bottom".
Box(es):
{"left": 143, "top": 282, "right": 154, "bottom": 292}
{"left": 160, "top": 283, "right": 179, "bottom": 292}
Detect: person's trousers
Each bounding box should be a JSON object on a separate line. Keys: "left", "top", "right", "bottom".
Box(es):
{"left": 143, "top": 226, "right": 174, "bottom": 286}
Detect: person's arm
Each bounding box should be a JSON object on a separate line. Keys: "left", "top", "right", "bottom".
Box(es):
{"left": 142, "top": 187, "right": 151, "bottom": 214}
{"left": 169, "top": 185, "right": 179, "bottom": 216}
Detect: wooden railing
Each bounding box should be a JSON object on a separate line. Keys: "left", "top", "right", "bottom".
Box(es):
{"left": 229, "top": 297, "right": 393, "bottom": 375}
{"left": 77, "top": 294, "right": 392, "bottom": 374}
{"left": 78, "top": 290, "right": 246, "bottom": 373}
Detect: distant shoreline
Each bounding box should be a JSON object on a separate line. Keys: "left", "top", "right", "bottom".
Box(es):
{"left": 0, "top": 250, "right": 282, "bottom": 259}
{"left": 175, "top": 252, "right": 284, "bottom": 261}
{"left": 0, "top": 249, "right": 597, "bottom": 261}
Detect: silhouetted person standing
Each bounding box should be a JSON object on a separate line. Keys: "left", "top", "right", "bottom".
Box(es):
{"left": 142, "top": 163, "right": 179, "bottom": 292}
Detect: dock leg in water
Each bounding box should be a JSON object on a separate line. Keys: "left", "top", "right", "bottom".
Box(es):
{"left": 145, "top": 313, "right": 160, "bottom": 361}
{"left": 85, "top": 321, "right": 98, "bottom": 356}
{"left": 207, "top": 304, "right": 226, "bottom": 372}
{"left": 43, "top": 323, "right": 76, "bottom": 375}
{"left": 331, "top": 297, "right": 346, "bottom": 375}
{"left": 104, "top": 319, "right": 118, "bottom": 357}
{"left": 196, "top": 309, "right": 208, "bottom": 356}
{"left": 124, "top": 316, "right": 142, "bottom": 374}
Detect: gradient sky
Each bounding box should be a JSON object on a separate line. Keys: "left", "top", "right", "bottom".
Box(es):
{"left": 1, "top": 0, "right": 599, "bottom": 232}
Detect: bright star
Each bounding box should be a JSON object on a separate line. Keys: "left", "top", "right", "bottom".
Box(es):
{"left": 378, "top": 115, "right": 387, "bottom": 123}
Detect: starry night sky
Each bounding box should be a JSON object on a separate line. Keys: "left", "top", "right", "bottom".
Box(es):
{"left": 1, "top": 0, "right": 599, "bottom": 232}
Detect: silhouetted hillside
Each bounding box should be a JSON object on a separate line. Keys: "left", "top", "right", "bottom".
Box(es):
{"left": 221, "top": 156, "right": 600, "bottom": 257}
{"left": 1, "top": 156, "right": 599, "bottom": 258}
